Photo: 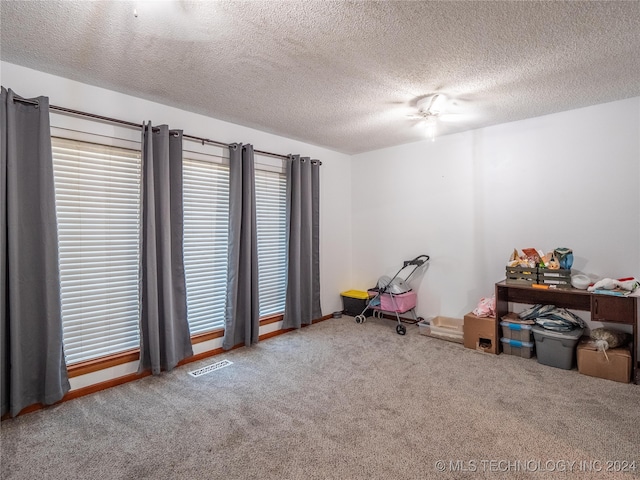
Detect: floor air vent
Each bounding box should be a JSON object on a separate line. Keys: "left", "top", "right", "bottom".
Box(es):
{"left": 189, "top": 359, "right": 233, "bottom": 378}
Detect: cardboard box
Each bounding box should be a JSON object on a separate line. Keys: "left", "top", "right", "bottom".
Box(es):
{"left": 577, "top": 339, "right": 631, "bottom": 383}
{"left": 463, "top": 312, "right": 497, "bottom": 354}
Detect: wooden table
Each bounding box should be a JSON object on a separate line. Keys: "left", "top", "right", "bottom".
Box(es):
{"left": 495, "top": 281, "right": 638, "bottom": 384}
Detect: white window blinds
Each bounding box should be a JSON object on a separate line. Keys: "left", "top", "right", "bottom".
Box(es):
{"left": 182, "top": 157, "right": 230, "bottom": 334}
{"left": 52, "top": 137, "right": 141, "bottom": 364}
{"left": 255, "top": 169, "right": 287, "bottom": 317}
{"left": 183, "top": 156, "right": 286, "bottom": 329}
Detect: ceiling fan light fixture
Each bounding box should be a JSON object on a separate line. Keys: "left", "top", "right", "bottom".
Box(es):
{"left": 416, "top": 94, "right": 446, "bottom": 115}
{"left": 415, "top": 94, "right": 446, "bottom": 142}
{"left": 406, "top": 93, "right": 456, "bottom": 142}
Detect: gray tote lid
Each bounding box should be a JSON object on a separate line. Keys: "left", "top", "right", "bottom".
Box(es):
{"left": 532, "top": 325, "right": 584, "bottom": 340}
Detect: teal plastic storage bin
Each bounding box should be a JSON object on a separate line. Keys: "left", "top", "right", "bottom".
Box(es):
{"left": 501, "top": 337, "right": 535, "bottom": 358}
{"left": 500, "top": 321, "right": 533, "bottom": 342}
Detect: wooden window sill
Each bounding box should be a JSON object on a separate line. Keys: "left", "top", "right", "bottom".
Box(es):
{"left": 67, "top": 313, "right": 285, "bottom": 377}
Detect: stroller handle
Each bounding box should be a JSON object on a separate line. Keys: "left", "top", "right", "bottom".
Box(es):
{"left": 404, "top": 254, "right": 430, "bottom": 267}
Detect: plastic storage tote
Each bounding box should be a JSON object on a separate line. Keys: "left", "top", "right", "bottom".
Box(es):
{"left": 500, "top": 338, "right": 535, "bottom": 358}
{"left": 500, "top": 321, "right": 533, "bottom": 342}
{"left": 341, "top": 290, "right": 370, "bottom": 316}
{"left": 418, "top": 316, "right": 464, "bottom": 343}
{"left": 532, "top": 326, "right": 584, "bottom": 370}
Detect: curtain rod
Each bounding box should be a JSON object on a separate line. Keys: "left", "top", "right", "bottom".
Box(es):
{"left": 11, "top": 96, "right": 306, "bottom": 162}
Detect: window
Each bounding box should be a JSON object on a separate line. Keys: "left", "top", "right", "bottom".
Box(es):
{"left": 53, "top": 135, "right": 287, "bottom": 363}
{"left": 255, "top": 169, "right": 287, "bottom": 317}
{"left": 52, "top": 137, "right": 142, "bottom": 364}
{"left": 182, "top": 157, "right": 230, "bottom": 334}
{"left": 183, "top": 156, "right": 287, "bottom": 331}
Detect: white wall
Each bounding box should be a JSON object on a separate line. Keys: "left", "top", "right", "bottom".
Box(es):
{"left": 351, "top": 98, "right": 640, "bottom": 323}
{"left": 1, "top": 61, "right": 354, "bottom": 388}
{"left": 4, "top": 60, "right": 640, "bottom": 383}
{"left": 2, "top": 61, "right": 353, "bottom": 314}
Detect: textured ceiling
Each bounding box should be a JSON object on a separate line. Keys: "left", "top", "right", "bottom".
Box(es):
{"left": 2, "top": 1, "right": 640, "bottom": 154}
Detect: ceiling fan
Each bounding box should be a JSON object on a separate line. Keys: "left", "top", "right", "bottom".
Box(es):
{"left": 405, "top": 94, "right": 447, "bottom": 141}
{"left": 406, "top": 93, "right": 463, "bottom": 141}
{"left": 413, "top": 94, "right": 446, "bottom": 119}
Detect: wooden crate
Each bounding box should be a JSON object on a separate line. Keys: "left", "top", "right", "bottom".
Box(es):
{"left": 505, "top": 266, "right": 537, "bottom": 286}
{"left": 538, "top": 268, "right": 572, "bottom": 288}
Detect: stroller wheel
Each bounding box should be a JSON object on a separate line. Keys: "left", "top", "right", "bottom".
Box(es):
{"left": 355, "top": 315, "right": 365, "bottom": 324}
{"left": 396, "top": 324, "right": 406, "bottom": 335}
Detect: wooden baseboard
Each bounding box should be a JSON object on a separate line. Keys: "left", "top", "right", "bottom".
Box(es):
{"left": 1, "top": 371, "right": 153, "bottom": 420}
{"left": 2, "top": 313, "right": 334, "bottom": 420}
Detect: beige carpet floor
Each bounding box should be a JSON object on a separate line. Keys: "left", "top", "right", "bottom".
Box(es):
{"left": 1, "top": 316, "right": 639, "bottom": 479}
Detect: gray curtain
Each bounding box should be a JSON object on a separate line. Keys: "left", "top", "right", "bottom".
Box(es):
{"left": 1, "top": 87, "right": 70, "bottom": 417}
{"left": 223, "top": 143, "right": 259, "bottom": 350}
{"left": 282, "top": 155, "right": 322, "bottom": 329}
{"left": 139, "top": 123, "right": 193, "bottom": 374}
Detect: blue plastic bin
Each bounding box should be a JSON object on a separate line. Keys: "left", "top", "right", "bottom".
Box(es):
{"left": 501, "top": 337, "right": 535, "bottom": 358}
{"left": 500, "top": 321, "right": 533, "bottom": 342}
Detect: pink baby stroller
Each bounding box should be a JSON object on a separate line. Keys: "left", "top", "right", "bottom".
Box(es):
{"left": 355, "top": 254, "right": 429, "bottom": 335}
